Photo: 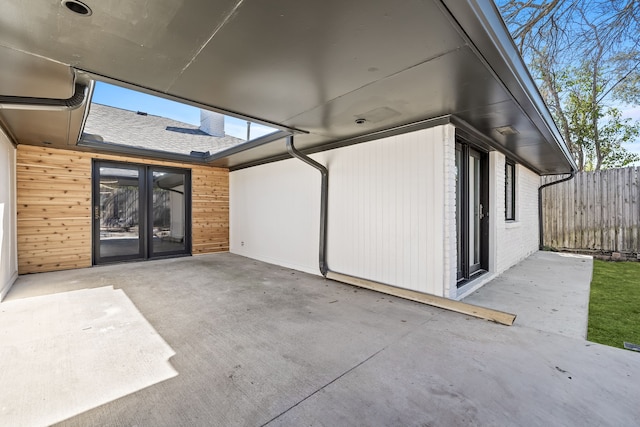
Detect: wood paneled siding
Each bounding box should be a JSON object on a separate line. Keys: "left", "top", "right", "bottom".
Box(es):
{"left": 17, "top": 145, "right": 228, "bottom": 274}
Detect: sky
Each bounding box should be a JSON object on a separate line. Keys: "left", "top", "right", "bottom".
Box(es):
{"left": 621, "top": 107, "right": 640, "bottom": 162}
{"left": 493, "top": 0, "right": 640, "bottom": 166}
{"left": 91, "top": 82, "right": 276, "bottom": 140}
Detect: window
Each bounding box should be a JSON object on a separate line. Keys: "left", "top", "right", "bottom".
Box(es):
{"left": 505, "top": 160, "right": 516, "bottom": 221}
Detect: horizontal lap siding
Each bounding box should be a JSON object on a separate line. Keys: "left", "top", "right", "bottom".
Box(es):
{"left": 191, "top": 168, "right": 229, "bottom": 254}
{"left": 17, "top": 145, "right": 228, "bottom": 274}
{"left": 17, "top": 146, "right": 92, "bottom": 273}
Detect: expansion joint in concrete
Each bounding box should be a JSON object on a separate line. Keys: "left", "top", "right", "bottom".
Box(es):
{"left": 259, "top": 346, "right": 386, "bottom": 426}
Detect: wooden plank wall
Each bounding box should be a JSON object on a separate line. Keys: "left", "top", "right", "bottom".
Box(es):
{"left": 541, "top": 167, "right": 639, "bottom": 254}
{"left": 17, "top": 144, "right": 229, "bottom": 274}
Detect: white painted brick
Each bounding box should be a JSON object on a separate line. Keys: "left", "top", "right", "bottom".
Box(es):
{"left": 443, "top": 125, "right": 458, "bottom": 298}
{"left": 495, "top": 153, "right": 539, "bottom": 274}
{"left": 452, "top": 150, "right": 540, "bottom": 298}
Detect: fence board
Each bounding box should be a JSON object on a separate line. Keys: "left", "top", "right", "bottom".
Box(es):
{"left": 632, "top": 168, "right": 639, "bottom": 251}
{"left": 541, "top": 167, "right": 640, "bottom": 255}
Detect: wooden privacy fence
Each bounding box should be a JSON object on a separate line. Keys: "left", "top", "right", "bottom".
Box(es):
{"left": 541, "top": 166, "right": 640, "bottom": 255}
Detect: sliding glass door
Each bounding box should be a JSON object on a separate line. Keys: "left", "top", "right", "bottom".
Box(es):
{"left": 93, "top": 161, "right": 191, "bottom": 264}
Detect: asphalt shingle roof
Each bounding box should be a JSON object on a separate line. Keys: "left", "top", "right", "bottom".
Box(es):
{"left": 83, "top": 103, "right": 244, "bottom": 156}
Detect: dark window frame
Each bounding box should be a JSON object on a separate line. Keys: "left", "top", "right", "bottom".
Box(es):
{"left": 505, "top": 160, "right": 516, "bottom": 221}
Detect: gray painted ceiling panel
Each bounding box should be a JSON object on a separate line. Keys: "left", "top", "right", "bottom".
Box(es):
{"left": 0, "top": 109, "right": 72, "bottom": 145}
{"left": 0, "top": 0, "right": 575, "bottom": 174}
{"left": 514, "top": 144, "right": 570, "bottom": 175}
{"left": 282, "top": 46, "right": 511, "bottom": 139}
{"left": 455, "top": 101, "right": 571, "bottom": 173}
{"left": 0, "top": 0, "right": 242, "bottom": 91}
{"left": 0, "top": 46, "right": 74, "bottom": 98}
{"left": 170, "top": 0, "right": 466, "bottom": 124}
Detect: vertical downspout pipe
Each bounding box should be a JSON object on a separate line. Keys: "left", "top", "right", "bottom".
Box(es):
{"left": 538, "top": 171, "right": 575, "bottom": 250}
{"left": 284, "top": 137, "right": 516, "bottom": 325}
{"left": 286, "top": 136, "right": 329, "bottom": 276}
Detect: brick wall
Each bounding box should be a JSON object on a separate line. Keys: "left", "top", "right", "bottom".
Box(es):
{"left": 495, "top": 152, "right": 539, "bottom": 274}
{"left": 443, "top": 125, "right": 458, "bottom": 298}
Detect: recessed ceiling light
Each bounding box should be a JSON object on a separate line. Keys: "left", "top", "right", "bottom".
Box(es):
{"left": 62, "top": 0, "right": 92, "bottom": 16}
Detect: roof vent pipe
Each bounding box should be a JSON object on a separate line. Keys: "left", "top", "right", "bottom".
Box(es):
{"left": 0, "top": 83, "right": 88, "bottom": 111}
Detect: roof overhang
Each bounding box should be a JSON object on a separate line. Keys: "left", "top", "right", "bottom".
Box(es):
{"left": 0, "top": 0, "right": 577, "bottom": 174}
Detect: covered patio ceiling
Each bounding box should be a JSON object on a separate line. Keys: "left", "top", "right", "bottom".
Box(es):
{"left": 0, "top": 0, "right": 576, "bottom": 174}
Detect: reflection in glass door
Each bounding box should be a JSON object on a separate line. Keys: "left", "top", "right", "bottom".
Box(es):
{"left": 96, "top": 164, "right": 144, "bottom": 262}
{"left": 455, "top": 145, "right": 464, "bottom": 280}
{"left": 93, "top": 161, "right": 191, "bottom": 264}
{"left": 469, "top": 149, "right": 482, "bottom": 275}
{"left": 150, "top": 169, "right": 187, "bottom": 256}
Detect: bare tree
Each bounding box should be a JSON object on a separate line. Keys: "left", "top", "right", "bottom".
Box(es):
{"left": 497, "top": 0, "right": 640, "bottom": 170}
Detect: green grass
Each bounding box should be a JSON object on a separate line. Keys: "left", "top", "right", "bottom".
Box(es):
{"left": 587, "top": 260, "right": 640, "bottom": 349}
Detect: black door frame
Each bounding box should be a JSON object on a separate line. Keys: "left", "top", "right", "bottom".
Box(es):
{"left": 92, "top": 160, "right": 192, "bottom": 265}
{"left": 146, "top": 165, "right": 193, "bottom": 259}
{"left": 456, "top": 138, "right": 489, "bottom": 285}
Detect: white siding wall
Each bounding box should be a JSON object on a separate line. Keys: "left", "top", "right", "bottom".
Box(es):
{"left": 230, "top": 158, "right": 320, "bottom": 275}
{"left": 324, "top": 126, "right": 452, "bottom": 296}
{"left": 0, "top": 129, "right": 17, "bottom": 300}
{"left": 230, "top": 125, "right": 454, "bottom": 296}
{"left": 230, "top": 125, "right": 540, "bottom": 298}
{"left": 493, "top": 152, "right": 539, "bottom": 274}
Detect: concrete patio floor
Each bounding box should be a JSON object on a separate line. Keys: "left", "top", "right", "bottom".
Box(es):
{"left": 464, "top": 251, "right": 593, "bottom": 339}
{"left": 1, "top": 252, "right": 638, "bottom": 426}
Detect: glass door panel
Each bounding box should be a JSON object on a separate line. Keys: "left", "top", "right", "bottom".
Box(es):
{"left": 455, "top": 144, "right": 464, "bottom": 280}
{"left": 151, "top": 169, "right": 187, "bottom": 256}
{"left": 96, "top": 164, "right": 144, "bottom": 261}
{"left": 93, "top": 161, "right": 191, "bottom": 265}
{"left": 469, "top": 150, "right": 482, "bottom": 274}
